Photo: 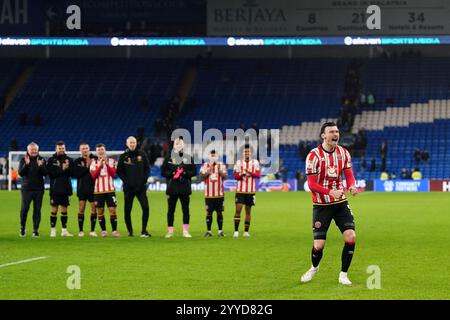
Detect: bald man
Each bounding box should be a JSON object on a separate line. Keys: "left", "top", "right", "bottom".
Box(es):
{"left": 117, "top": 136, "right": 151, "bottom": 237}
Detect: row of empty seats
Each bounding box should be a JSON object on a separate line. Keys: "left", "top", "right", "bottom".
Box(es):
{"left": 352, "top": 100, "right": 450, "bottom": 132}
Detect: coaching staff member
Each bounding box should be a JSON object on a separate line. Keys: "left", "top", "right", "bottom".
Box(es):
{"left": 117, "top": 136, "right": 151, "bottom": 238}
{"left": 18, "top": 142, "right": 47, "bottom": 237}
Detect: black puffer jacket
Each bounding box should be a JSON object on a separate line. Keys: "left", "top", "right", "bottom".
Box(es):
{"left": 117, "top": 149, "right": 150, "bottom": 193}
{"left": 161, "top": 152, "right": 197, "bottom": 195}
{"left": 18, "top": 154, "right": 47, "bottom": 191}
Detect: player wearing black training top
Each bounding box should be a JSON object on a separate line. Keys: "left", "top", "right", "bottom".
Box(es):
{"left": 46, "top": 141, "right": 74, "bottom": 237}
{"left": 73, "top": 142, "right": 98, "bottom": 237}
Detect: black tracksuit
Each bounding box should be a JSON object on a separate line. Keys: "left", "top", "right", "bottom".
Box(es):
{"left": 117, "top": 149, "right": 150, "bottom": 234}
{"left": 46, "top": 153, "right": 74, "bottom": 198}
{"left": 161, "top": 152, "right": 197, "bottom": 226}
{"left": 73, "top": 154, "right": 97, "bottom": 198}
{"left": 18, "top": 154, "right": 47, "bottom": 232}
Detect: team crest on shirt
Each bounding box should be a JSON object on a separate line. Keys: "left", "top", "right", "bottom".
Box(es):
{"left": 137, "top": 156, "right": 142, "bottom": 161}
{"left": 314, "top": 221, "right": 322, "bottom": 229}
{"left": 326, "top": 166, "right": 338, "bottom": 178}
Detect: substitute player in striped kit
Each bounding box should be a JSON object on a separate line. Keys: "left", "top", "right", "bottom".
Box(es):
{"left": 200, "top": 150, "right": 228, "bottom": 237}
{"left": 90, "top": 144, "right": 120, "bottom": 238}
{"left": 300, "top": 122, "right": 358, "bottom": 286}
{"left": 233, "top": 144, "right": 261, "bottom": 238}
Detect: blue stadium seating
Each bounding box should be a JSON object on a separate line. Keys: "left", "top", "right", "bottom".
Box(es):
{"left": 179, "top": 59, "right": 347, "bottom": 131}
{"left": 0, "top": 57, "right": 449, "bottom": 180}
{"left": 361, "top": 57, "right": 450, "bottom": 110}
{"left": 0, "top": 59, "right": 184, "bottom": 153}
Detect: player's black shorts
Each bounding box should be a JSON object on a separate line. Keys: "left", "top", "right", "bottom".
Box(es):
{"left": 235, "top": 193, "right": 255, "bottom": 207}
{"left": 94, "top": 193, "right": 117, "bottom": 208}
{"left": 77, "top": 193, "right": 94, "bottom": 202}
{"left": 205, "top": 197, "right": 224, "bottom": 213}
{"left": 312, "top": 201, "right": 355, "bottom": 240}
{"left": 50, "top": 194, "right": 70, "bottom": 207}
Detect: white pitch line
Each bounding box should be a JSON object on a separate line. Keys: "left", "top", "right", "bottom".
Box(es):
{"left": 0, "top": 256, "right": 47, "bottom": 268}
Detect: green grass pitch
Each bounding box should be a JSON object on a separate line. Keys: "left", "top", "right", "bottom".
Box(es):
{"left": 0, "top": 191, "right": 448, "bottom": 300}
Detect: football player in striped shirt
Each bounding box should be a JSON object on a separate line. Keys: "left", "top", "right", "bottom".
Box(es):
{"left": 200, "top": 150, "right": 228, "bottom": 237}
{"left": 233, "top": 144, "right": 261, "bottom": 238}
{"left": 300, "top": 122, "right": 358, "bottom": 286}
{"left": 90, "top": 144, "right": 120, "bottom": 238}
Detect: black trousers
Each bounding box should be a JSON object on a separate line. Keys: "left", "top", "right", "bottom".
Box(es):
{"left": 124, "top": 190, "right": 149, "bottom": 234}
{"left": 167, "top": 194, "right": 190, "bottom": 227}
{"left": 20, "top": 190, "right": 44, "bottom": 231}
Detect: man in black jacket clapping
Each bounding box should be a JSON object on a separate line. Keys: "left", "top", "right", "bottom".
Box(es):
{"left": 46, "top": 141, "right": 74, "bottom": 237}
{"left": 117, "top": 136, "right": 151, "bottom": 237}
{"left": 161, "top": 137, "right": 197, "bottom": 238}
{"left": 18, "top": 142, "right": 47, "bottom": 237}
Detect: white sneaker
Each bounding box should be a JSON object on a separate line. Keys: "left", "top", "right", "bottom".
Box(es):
{"left": 164, "top": 232, "right": 174, "bottom": 239}
{"left": 300, "top": 266, "right": 319, "bottom": 283}
{"left": 89, "top": 231, "right": 98, "bottom": 237}
{"left": 243, "top": 232, "right": 251, "bottom": 237}
{"left": 50, "top": 228, "right": 56, "bottom": 237}
{"left": 338, "top": 272, "right": 352, "bottom": 285}
{"left": 78, "top": 231, "right": 85, "bottom": 237}
{"left": 233, "top": 231, "right": 239, "bottom": 238}
{"left": 61, "top": 229, "right": 73, "bottom": 237}
{"left": 183, "top": 231, "right": 192, "bottom": 238}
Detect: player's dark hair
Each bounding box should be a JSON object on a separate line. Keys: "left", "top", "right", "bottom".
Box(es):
{"left": 79, "top": 141, "right": 89, "bottom": 147}
{"left": 244, "top": 144, "right": 250, "bottom": 149}
{"left": 95, "top": 143, "right": 106, "bottom": 149}
{"left": 320, "top": 122, "right": 338, "bottom": 137}
{"left": 210, "top": 150, "right": 216, "bottom": 154}
{"left": 55, "top": 140, "right": 65, "bottom": 146}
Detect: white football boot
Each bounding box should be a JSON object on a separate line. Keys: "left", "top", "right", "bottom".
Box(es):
{"left": 61, "top": 229, "right": 73, "bottom": 237}
{"left": 300, "top": 266, "right": 319, "bottom": 283}
{"left": 338, "top": 272, "right": 352, "bottom": 285}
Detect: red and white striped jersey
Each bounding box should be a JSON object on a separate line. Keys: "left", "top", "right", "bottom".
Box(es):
{"left": 234, "top": 159, "right": 261, "bottom": 194}
{"left": 90, "top": 158, "right": 117, "bottom": 194}
{"left": 306, "top": 145, "right": 352, "bottom": 204}
{"left": 200, "top": 162, "right": 226, "bottom": 198}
